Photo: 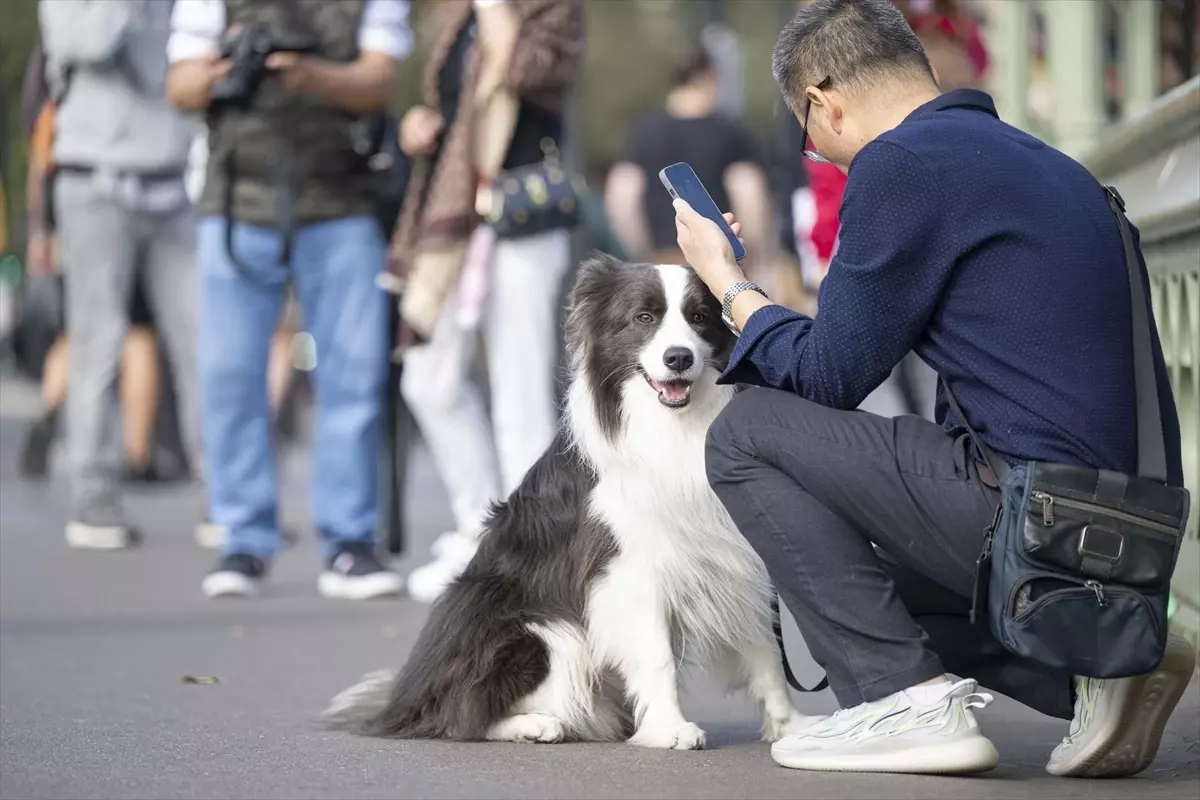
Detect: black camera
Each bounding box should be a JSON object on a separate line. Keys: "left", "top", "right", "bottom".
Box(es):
{"left": 210, "top": 23, "right": 318, "bottom": 109}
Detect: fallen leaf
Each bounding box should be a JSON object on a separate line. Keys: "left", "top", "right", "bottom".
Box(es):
{"left": 181, "top": 675, "right": 220, "bottom": 685}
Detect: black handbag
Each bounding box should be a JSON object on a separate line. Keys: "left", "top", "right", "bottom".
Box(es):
{"left": 13, "top": 274, "right": 65, "bottom": 382}
{"left": 956, "top": 185, "right": 1189, "bottom": 680}
{"left": 476, "top": 138, "right": 584, "bottom": 240}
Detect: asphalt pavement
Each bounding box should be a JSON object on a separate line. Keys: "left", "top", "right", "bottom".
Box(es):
{"left": 1, "top": 378, "right": 1197, "bottom": 800}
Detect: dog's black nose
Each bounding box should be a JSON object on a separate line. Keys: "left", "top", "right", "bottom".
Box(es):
{"left": 663, "top": 347, "right": 695, "bottom": 373}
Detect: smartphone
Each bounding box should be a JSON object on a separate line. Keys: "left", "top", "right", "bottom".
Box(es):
{"left": 658, "top": 162, "right": 747, "bottom": 262}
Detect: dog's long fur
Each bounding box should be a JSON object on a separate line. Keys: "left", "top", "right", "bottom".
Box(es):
{"left": 325, "top": 255, "right": 812, "bottom": 748}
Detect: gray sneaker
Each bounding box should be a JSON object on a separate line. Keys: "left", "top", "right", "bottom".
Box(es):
{"left": 1046, "top": 634, "right": 1196, "bottom": 778}
{"left": 65, "top": 504, "right": 142, "bottom": 550}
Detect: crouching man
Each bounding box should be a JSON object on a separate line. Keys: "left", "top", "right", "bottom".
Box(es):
{"left": 676, "top": 0, "right": 1193, "bottom": 779}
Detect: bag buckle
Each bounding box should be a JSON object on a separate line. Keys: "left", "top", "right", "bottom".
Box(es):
{"left": 1104, "top": 185, "right": 1126, "bottom": 212}
{"left": 1079, "top": 525, "right": 1124, "bottom": 562}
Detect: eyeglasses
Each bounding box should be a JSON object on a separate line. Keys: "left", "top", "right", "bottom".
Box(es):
{"left": 799, "top": 76, "right": 833, "bottom": 164}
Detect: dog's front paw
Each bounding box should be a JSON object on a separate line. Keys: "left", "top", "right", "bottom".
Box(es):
{"left": 487, "top": 713, "right": 567, "bottom": 743}
{"left": 629, "top": 720, "right": 707, "bottom": 750}
{"left": 763, "top": 710, "right": 824, "bottom": 742}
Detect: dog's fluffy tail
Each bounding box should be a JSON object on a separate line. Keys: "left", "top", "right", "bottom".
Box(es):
{"left": 322, "top": 670, "right": 397, "bottom": 733}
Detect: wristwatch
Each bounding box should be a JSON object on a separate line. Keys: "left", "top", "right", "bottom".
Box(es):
{"left": 721, "top": 281, "right": 768, "bottom": 335}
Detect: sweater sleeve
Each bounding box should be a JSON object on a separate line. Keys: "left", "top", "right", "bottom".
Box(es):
{"left": 719, "top": 141, "right": 959, "bottom": 410}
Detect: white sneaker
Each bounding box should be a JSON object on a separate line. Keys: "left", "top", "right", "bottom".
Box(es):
{"left": 770, "top": 678, "right": 999, "bottom": 774}
{"left": 429, "top": 530, "right": 462, "bottom": 559}
{"left": 1046, "top": 634, "right": 1195, "bottom": 778}
{"left": 407, "top": 532, "right": 480, "bottom": 604}
{"left": 65, "top": 506, "right": 143, "bottom": 550}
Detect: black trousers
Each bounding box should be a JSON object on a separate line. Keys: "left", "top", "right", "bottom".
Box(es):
{"left": 705, "top": 387, "right": 1073, "bottom": 719}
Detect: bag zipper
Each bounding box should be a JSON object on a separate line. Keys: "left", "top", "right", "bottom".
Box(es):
{"left": 1029, "top": 490, "right": 1178, "bottom": 536}
{"left": 1010, "top": 574, "right": 1117, "bottom": 623}
{"left": 1010, "top": 577, "right": 1159, "bottom": 642}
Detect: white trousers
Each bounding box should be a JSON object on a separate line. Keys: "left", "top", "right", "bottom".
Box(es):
{"left": 400, "top": 228, "right": 572, "bottom": 534}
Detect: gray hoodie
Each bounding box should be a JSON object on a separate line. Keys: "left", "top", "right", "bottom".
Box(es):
{"left": 39, "top": 0, "right": 194, "bottom": 174}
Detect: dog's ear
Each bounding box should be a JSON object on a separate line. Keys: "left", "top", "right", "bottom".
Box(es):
{"left": 567, "top": 251, "right": 625, "bottom": 317}
{"left": 565, "top": 251, "right": 624, "bottom": 363}
{"left": 569, "top": 251, "right": 623, "bottom": 305}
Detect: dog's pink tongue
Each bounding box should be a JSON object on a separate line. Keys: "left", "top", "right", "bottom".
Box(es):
{"left": 655, "top": 380, "right": 691, "bottom": 403}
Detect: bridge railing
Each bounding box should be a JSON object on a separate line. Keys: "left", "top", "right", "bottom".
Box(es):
{"left": 1083, "top": 76, "right": 1200, "bottom": 652}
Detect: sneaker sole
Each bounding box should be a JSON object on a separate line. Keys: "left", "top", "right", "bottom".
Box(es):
{"left": 318, "top": 571, "right": 403, "bottom": 600}
{"left": 202, "top": 571, "right": 260, "bottom": 598}
{"left": 65, "top": 523, "right": 134, "bottom": 550}
{"left": 772, "top": 734, "right": 999, "bottom": 774}
{"left": 1046, "top": 636, "right": 1196, "bottom": 778}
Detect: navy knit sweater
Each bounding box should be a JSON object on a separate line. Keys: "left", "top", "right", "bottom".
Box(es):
{"left": 721, "top": 90, "right": 1183, "bottom": 487}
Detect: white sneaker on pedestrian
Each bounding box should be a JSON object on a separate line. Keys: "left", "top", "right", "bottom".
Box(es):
{"left": 1046, "top": 634, "right": 1195, "bottom": 778}
{"left": 65, "top": 505, "right": 142, "bottom": 550}
{"left": 407, "top": 532, "right": 480, "bottom": 604}
{"left": 770, "top": 678, "right": 999, "bottom": 774}
{"left": 429, "top": 530, "right": 461, "bottom": 559}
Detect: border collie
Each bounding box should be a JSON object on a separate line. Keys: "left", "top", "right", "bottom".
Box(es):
{"left": 325, "top": 255, "right": 814, "bottom": 749}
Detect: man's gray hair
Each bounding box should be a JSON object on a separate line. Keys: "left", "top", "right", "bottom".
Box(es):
{"left": 773, "top": 0, "right": 933, "bottom": 110}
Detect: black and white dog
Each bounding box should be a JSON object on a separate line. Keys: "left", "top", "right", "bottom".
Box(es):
{"left": 325, "top": 255, "right": 814, "bottom": 749}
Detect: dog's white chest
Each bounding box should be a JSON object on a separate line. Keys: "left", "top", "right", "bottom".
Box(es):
{"left": 588, "top": 459, "right": 773, "bottom": 658}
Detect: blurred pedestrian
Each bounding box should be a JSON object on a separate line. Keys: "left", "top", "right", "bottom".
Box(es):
{"left": 606, "top": 44, "right": 779, "bottom": 290}
{"left": 18, "top": 39, "right": 174, "bottom": 484}
{"left": 38, "top": 1, "right": 203, "bottom": 546}
{"left": 390, "top": 0, "right": 585, "bottom": 603}
{"left": 167, "top": 0, "right": 412, "bottom": 598}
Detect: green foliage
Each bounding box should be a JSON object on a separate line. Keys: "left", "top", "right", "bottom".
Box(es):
{"left": 1, "top": 0, "right": 39, "bottom": 250}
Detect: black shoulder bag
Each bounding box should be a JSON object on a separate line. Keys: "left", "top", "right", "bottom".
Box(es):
{"left": 952, "top": 185, "right": 1189, "bottom": 679}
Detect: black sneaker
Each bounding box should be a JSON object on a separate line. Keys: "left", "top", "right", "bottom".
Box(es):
{"left": 318, "top": 542, "right": 403, "bottom": 600}
{"left": 202, "top": 553, "right": 268, "bottom": 598}
{"left": 20, "top": 409, "right": 59, "bottom": 479}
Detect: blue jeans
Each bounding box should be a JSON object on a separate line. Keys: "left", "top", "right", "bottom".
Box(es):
{"left": 197, "top": 215, "right": 388, "bottom": 560}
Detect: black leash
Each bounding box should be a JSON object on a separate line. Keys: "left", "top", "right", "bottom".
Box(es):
{"left": 771, "top": 595, "right": 829, "bottom": 693}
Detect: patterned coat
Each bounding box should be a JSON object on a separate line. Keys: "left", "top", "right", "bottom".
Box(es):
{"left": 386, "top": 0, "right": 585, "bottom": 348}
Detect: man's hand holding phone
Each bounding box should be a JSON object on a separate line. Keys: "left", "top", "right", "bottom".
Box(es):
{"left": 664, "top": 161, "right": 773, "bottom": 332}
{"left": 673, "top": 200, "right": 746, "bottom": 299}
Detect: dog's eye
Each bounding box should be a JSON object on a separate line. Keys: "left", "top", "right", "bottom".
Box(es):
{"left": 635, "top": 312, "right": 655, "bottom": 324}
{"left": 691, "top": 311, "right": 708, "bottom": 324}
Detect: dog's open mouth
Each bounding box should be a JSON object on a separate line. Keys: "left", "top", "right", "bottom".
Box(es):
{"left": 642, "top": 371, "right": 693, "bottom": 408}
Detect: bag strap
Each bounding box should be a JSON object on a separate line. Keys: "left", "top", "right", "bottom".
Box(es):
{"left": 1105, "top": 186, "right": 1167, "bottom": 483}
{"left": 942, "top": 185, "right": 1167, "bottom": 484}
{"left": 771, "top": 595, "right": 830, "bottom": 693}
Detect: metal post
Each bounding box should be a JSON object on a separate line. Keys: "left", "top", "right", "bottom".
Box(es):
{"left": 1122, "top": 0, "right": 1161, "bottom": 119}
{"left": 987, "top": 0, "right": 1032, "bottom": 133}
{"left": 1046, "top": 0, "right": 1106, "bottom": 156}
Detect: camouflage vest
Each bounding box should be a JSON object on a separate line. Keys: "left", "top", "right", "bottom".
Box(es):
{"left": 197, "top": 0, "right": 373, "bottom": 228}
